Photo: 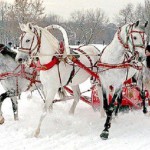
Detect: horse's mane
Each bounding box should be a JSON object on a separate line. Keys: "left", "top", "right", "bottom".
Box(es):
{"left": 34, "top": 25, "right": 59, "bottom": 52}
{"left": 0, "top": 44, "right": 17, "bottom": 60}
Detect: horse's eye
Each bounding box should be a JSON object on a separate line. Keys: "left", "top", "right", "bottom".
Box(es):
{"left": 133, "top": 36, "right": 137, "bottom": 40}
{"left": 26, "top": 39, "right": 30, "bottom": 43}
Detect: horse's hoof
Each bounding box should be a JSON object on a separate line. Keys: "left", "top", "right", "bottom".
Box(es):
{"left": 100, "top": 130, "right": 109, "bottom": 140}
{"left": 69, "top": 110, "right": 75, "bottom": 115}
{"left": 14, "top": 116, "right": 19, "bottom": 121}
{"left": 27, "top": 94, "right": 32, "bottom": 100}
{"left": 0, "top": 116, "right": 5, "bottom": 124}
{"left": 143, "top": 108, "right": 148, "bottom": 114}
{"left": 34, "top": 129, "right": 40, "bottom": 138}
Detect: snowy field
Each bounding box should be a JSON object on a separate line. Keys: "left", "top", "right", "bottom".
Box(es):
{"left": 1, "top": 80, "right": 150, "bottom": 150}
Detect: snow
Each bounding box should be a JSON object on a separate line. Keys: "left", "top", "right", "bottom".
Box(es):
{"left": 1, "top": 80, "right": 150, "bottom": 150}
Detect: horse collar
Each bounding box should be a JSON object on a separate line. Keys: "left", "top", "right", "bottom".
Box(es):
{"left": 35, "top": 56, "right": 60, "bottom": 71}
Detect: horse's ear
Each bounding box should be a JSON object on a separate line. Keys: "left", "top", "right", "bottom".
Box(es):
{"left": 135, "top": 20, "right": 139, "bottom": 27}
{"left": 19, "top": 23, "right": 25, "bottom": 31}
{"left": 145, "top": 21, "right": 148, "bottom": 28}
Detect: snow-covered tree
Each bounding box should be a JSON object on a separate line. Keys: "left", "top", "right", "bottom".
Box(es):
{"left": 65, "top": 9, "right": 109, "bottom": 45}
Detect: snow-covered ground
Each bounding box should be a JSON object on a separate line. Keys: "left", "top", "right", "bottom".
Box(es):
{"left": 1, "top": 80, "right": 150, "bottom": 150}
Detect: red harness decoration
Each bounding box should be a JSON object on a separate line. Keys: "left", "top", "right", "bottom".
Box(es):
{"left": 36, "top": 56, "right": 60, "bottom": 71}
{"left": 0, "top": 64, "right": 41, "bottom": 93}
{"left": 30, "top": 42, "right": 64, "bottom": 71}
{"left": 97, "top": 62, "right": 142, "bottom": 70}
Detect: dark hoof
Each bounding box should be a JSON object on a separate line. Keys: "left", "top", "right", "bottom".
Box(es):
{"left": 100, "top": 130, "right": 109, "bottom": 140}
{"left": 143, "top": 108, "right": 148, "bottom": 114}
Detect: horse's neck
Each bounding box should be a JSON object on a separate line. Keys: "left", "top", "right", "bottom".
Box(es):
{"left": 101, "top": 35, "right": 125, "bottom": 64}
{"left": 39, "top": 30, "right": 59, "bottom": 64}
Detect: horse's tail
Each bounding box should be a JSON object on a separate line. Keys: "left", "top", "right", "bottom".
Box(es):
{"left": 58, "top": 87, "right": 67, "bottom": 99}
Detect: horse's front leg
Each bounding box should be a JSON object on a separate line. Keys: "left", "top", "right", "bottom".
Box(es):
{"left": 11, "top": 97, "right": 18, "bottom": 120}
{"left": 0, "top": 91, "right": 12, "bottom": 124}
{"left": 100, "top": 88, "right": 120, "bottom": 140}
{"left": 34, "top": 87, "right": 58, "bottom": 137}
{"left": 27, "top": 91, "right": 33, "bottom": 100}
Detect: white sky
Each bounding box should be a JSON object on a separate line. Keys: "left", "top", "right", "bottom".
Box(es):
{"left": 4, "top": 0, "right": 145, "bottom": 22}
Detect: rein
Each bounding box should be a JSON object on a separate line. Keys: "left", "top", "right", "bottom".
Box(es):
{"left": 97, "top": 62, "right": 142, "bottom": 71}
{"left": 30, "top": 56, "right": 60, "bottom": 71}
{"left": 0, "top": 64, "right": 40, "bottom": 92}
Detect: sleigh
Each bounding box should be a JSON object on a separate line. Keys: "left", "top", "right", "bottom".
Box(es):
{"left": 54, "top": 79, "right": 149, "bottom": 111}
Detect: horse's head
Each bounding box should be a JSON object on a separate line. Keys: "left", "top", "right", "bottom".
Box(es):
{"left": 16, "top": 23, "right": 70, "bottom": 65}
{"left": 15, "top": 23, "right": 41, "bottom": 64}
{"left": 118, "top": 21, "right": 148, "bottom": 62}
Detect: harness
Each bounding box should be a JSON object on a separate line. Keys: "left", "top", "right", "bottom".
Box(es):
{"left": 18, "top": 23, "right": 147, "bottom": 87}
{"left": 19, "top": 28, "right": 41, "bottom": 55}
{"left": 96, "top": 23, "right": 146, "bottom": 72}
{"left": 0, "top": 64, "right": 40, "bottom": 95}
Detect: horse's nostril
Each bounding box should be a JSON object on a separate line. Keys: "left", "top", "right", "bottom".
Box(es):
{"left": 18, "top": 58, "right": 23, "bottom": 63}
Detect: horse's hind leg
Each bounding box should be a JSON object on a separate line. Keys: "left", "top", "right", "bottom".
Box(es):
{"left": 27, "top": 91, "right": 33, "bottom": 100}
{"left": 11, "top": 97, "right": 18, "bottom": 120}
{"left": 69, "top": 85, "right": 80, "bottom": 114}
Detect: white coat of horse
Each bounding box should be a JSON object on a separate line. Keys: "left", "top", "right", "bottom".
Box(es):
{"left": 98, "top": 21, "right": 148, "bottom": 139}
{"left": 0, "top": 44, "right": 41, "bottom": 124}
{"left": 16, "top": 21, "right": 148, "bottom": 139}
{"left": 15, "top": 23, "right": 101, "bottom": 137}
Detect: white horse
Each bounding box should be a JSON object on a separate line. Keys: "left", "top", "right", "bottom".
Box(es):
{"left": 0, "top": 44, "right": 41, "bottom": 124}
{"left": 16, "top": 21, "right": 148, "bottom": 139}
{"left": 15, "top": 23, "right": 101, "bottom": 137}
{"left": 97, "top": 21, "right": 148, "bottom": 139}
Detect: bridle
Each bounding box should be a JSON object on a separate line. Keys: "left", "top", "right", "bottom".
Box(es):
{"left": 117, "top": 23, "right": 147, "bottom": 58}
{"left": 19, "top": 28, "right": 41, "bottom": 56}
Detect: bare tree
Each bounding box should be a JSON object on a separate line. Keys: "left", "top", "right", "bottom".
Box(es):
{"left": 0, "top": 1, "right": 12, "bottom": 44}
{"left": 0, "top": 0, "right": 45, "bottom": 45}
{"left": 44, "top": 13, "right": 63, "bottom": 25}
{"left": 115, "top": 3, "right": 134, "bottom": 26}
{"left": 13, "top": 0, "right": 45, "bottom": 23}
{"left": 115, "top": 3, "right": 146, "bottom": 26}
{"left": 65, "top": 9, "right": 108, "bottom": 45}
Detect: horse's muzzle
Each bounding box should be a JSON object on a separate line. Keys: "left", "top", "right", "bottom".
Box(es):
{"left": 18, "top": 58, "right": 23, "bottom": 63}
